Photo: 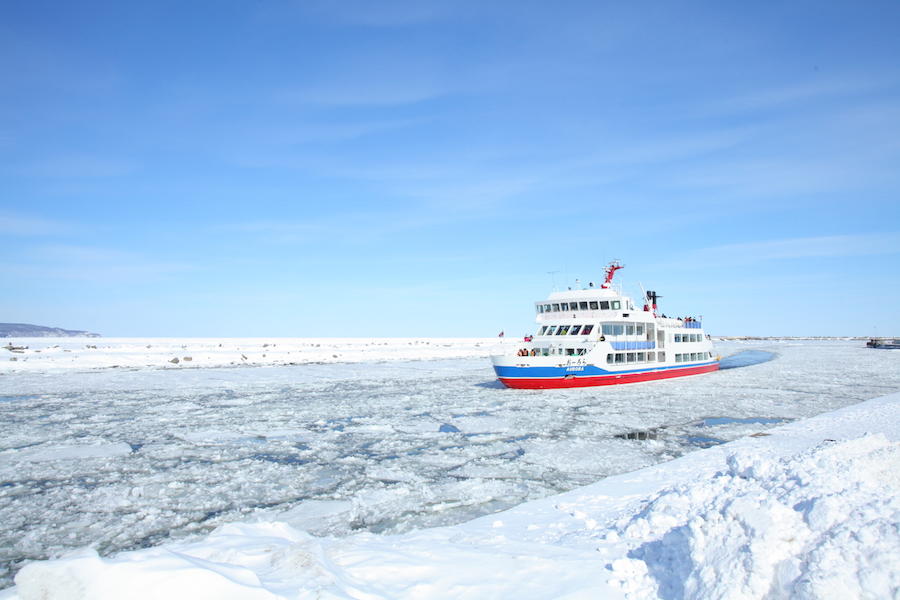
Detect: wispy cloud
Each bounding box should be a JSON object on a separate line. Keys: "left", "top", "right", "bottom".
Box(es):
{"left": 697, "top": 73, "right": 899, "bottom": 117}
{"left": 289, "top": 0, "right": 464, "bottom": 28}
{"left": 669, "top": 233, "right": 900, "bottom": 268}
{"left": 6, "top": 155, "right": 137, "bottom": 178}
{"left": 4, "top": 244, "right": 196, "bottom": 283}
{"left": 0, "top": 213, "right": 78, "bottom": 237}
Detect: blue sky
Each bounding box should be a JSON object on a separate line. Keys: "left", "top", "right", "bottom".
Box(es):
{"left": 2, "top": 0, "right": 899, "bottom": 337}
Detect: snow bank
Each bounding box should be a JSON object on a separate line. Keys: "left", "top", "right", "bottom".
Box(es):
{"left": 0, "top": 337, "right": 515, "bottom": 372}
{"left": 3, "top": 391, "right": 898, "bottom": 599}
{"left": 608, "top": 434, "right": 899, "bottom": 598}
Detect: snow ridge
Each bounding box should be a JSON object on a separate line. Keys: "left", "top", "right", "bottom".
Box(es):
{"left": 609, "top": 434, "right": 900, "bottom": 599}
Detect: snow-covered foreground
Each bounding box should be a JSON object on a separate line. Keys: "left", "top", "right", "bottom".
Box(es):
{"left": 0, "top": 339, "right": 898, "bottom": 598}
{"left": 3, "top": 391, "right": 899, "bottom": 599}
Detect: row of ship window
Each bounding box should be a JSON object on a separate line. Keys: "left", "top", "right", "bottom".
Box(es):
{"left": 538, "top": 324, "right": 703, "bottom": 341}
{"left": 605, "top": 351, "right": 713, "bottom": 364}
{"left": 674, "top": 334, "right": 703, "bottom": 343}
{"left": 539, "top": 324, "right": 594, "bottom": 336}
{"left": 537, "top": 300, "right": 622, "bottom": 313}
{"left": 538, "top": 323, "right": 649, "bottom": 337}
{"left": 527, "top": 349, "right": 714, "bottom": 363}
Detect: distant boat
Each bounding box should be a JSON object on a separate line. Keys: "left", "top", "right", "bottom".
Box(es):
{"left": 491, "top": 261, "right": 719, "bottom": 389}
{"left": 866, "top": 337, "right": 900, "bottom": 349}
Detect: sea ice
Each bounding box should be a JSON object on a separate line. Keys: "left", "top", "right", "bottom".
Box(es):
{"left": 0, "top": 338, "right": 897, "bottom": 594}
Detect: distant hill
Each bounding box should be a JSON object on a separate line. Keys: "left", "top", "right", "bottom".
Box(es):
{"left": 0, "top": 323, "right": 101, "bottom": 338}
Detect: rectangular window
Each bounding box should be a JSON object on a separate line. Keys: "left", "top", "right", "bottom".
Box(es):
{"left": 636, "top": 325, "right": 644, "bottom": 336}
{"left": 543, "top": 304, "right": 551, "bottom": 312}
{"left": 615, "top": 353, "right": 625, "bottom": 364}
{"left": 602, "top": 324, "right": 624, "bottom": 336}
{"left": 570, "top": 325, "right": 582, "bottom": 335}
{"left": 626, "top": 324, "right": 635, "bottom": 335}
{"left": 675, "top": 354, "right": 682, "bottom": 362}
{"left": 607, "top": 353, "right": 614, "bottom": 364}
{"left": 565, "top": 348, "right": 575, "bottom": 356}
{"left": 647, "top": 352, "right": 655, "bottom": 361}
{"left": 557, "top": 326, "right": 569, "bottom": 335}
{"left": 579, "top": 301, "right": 588, "bottom": 310}
{"left": 552, "top": 304, "right": 560, "bottom": 312}
{"left": 589, "top": 301, "right": 598, "bottom": 310}
{"left": 546, "top": 326, "right": 557, "bottom": 335}
{"left": 637, "top": 352, "right": 646, "bottom": 362}
{"left": 675, "top": 334, "right": 682, "bottom": 342}
{"left": 560, "top": 302, "right": 569, "bottom": 311}
{"left": 692, "top": 352, "right": 698, "bottom": 361}
{"left": 658, "top": 352, "right": 665, "bottom": 362}
{"left": 581, "top": 325, "right": 594, "bottom": 335}
{"left": 626, "top": 353, "right": 636, "bottom": 363}
{"left": 611, "top": 300, "right": 621, "bottom": 310}
{"left": 600, "top": 301, "right": 610, "bottom": 310}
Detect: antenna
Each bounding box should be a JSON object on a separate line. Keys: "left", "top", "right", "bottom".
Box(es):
{"left": 547, "top": 270, "right": 560, "bottom": 291}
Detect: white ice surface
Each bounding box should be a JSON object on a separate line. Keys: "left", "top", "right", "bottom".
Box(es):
{"left": 1, "top": 339, "right": 898, "bottom": 598}
{"left": 0, "top": 337, "right": 513, "bottom": 372}
{"left": 3, "top": 391, "right": 898, "bottom": 600}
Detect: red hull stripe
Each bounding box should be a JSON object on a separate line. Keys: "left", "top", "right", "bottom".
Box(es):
{"left": 498, "top": 362, "right": 720, "bottom": 389}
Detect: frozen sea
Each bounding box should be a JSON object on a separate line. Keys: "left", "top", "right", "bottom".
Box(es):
{"left": 0, "top": 339, "right": 897, "bottom": 589}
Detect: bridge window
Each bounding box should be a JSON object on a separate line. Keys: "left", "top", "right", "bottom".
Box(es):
{"left": 570, "top": 325, "right": 582, "bottom": 335}
{"left": 552, "top": 304, "right": 560, "bottom": 312}
{"left": 579, "top": 302, "right": 588, "bottom": 310}
{"left": 600, "top": 301, "right": 610, "bottom": 310}
{"left": 538, "top": 326, "right": 547, "bottom": 335}
{"left": 560, "top": 302, "right": 568, "bottom": 311}
{"left": 581, "top": 325, "right": 594, "bottom": 335}
{"left": 589, "top": 301, "right": 598, "bottom": 310}
{"left": 611, "top": 300, "right": 621, "bottom": 310}
{"left": 545, "top": 326, "right": 557, "bottom": 335}
{"left": 557, "top": 326, "right": 570, "bottom": 335}
{"left": 543, "top": 304, "right": 551, "bottom": 312}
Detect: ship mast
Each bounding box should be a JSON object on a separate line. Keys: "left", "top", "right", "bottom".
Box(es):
{"left": 600, "top": 260, "right": 624, "bottom": 289}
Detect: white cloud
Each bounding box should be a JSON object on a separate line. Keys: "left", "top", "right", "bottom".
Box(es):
{"left": 0, "top": 213, "right": 77, "bottom": 236}
{"left": 676, "top": 233, "right": 900, "bottom": 267}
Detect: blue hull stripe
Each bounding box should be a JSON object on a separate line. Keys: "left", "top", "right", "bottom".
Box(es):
{"left": 494, "top": 360, "right": 718, "bottom": 379}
